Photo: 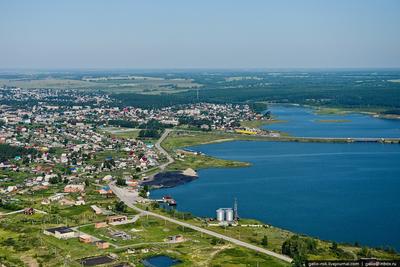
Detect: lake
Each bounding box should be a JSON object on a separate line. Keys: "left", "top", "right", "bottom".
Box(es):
{"left": 151, "top": 106, "right": 400, "bottom": 250}
{"left": 142, "top": 255, "right": 181, "bottom": 267}
{"left": 264, "top": 105, "right": 400, "bottom": 138}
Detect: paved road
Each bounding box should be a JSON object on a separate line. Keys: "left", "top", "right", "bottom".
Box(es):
{"left": 155, "top": 129, "right": 174, "bottom": 170}
{"left": 109, "top": 182, "right": 292, "bottom": 263}
{"left": 0, "top": 209, "right": 48, "bottom": 215}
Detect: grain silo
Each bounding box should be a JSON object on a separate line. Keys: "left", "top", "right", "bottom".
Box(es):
{"left": 216, "top": 209, "right": 225, "bottom": 222}
{"left": 225, "top": 208, "right": 234, "bottom": 222}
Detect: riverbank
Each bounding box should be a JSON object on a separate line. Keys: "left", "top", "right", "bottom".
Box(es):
{"left": 301, "top": 104, "right": 400, "bottom": 120}
{"left": 152, "top": 129, "right": 400, "bottom": 188}
{"left": 149, "top": 129, "right": 399, "bottom": 190}
{"left": 142, "top": 168, "right": 199, "bottom": 189}
{"left": 144, "top": 202, "right": 400, "bottom": 262}
{"left": 240, "top": 119, "right": 287, "bottom": 128}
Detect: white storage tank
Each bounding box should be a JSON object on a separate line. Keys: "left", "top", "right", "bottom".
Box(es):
{"left": 225, "top": 208, "right": 234, "bottom": 222}
{"left": 216, "top": 209, "right": 225, "bottom": 222}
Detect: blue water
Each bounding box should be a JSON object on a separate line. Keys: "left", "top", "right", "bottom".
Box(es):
{"left": 263, "top": 105, "right": 400, "bottom": 138}
{"left": 152, "top": 141, "right": 400, "bottom": 249}
{"left": 142, "top": 255, "right": 181, "bottom": 267}
{"left": 151, "top": 106, "right": 400, "bottom": 249}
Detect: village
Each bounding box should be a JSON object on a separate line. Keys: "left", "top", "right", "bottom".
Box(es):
{"left": 0, "top": 86, "right": 272, "bottom": 195}
{"left": 0, "top": 85, "right": 280, "bottom": 266}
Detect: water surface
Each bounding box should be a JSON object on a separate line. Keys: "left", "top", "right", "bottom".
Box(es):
{"left": 152, "top": 141, "right": 400, "bottom": 249}
{"left": 142, "top": 255, "right": 181, "bottom": 267}
{"left": 264, "top": 105, "right": 400, "bottom": 138}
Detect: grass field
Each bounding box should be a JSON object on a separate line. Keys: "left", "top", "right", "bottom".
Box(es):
{"left": 0, "top": 76, "right": 202, "bottom": 94}
{"left": 0, "top": 78, "right": 97, "bottom": 89}
{"left": 145, "top": 205, "right": 400, "bottom": 263}
{"left": 240, "top": 119, "right": 286, "bottom": 129}
{"left": 315, "top": 119, "right": 351, "bottom": 123}
{"left": 75, "top": 215, "right": 290, "bottom": 266}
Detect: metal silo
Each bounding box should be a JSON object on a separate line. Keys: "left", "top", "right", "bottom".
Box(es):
{"left": 216, "top": 209, "right": 225, "bottom": 222}
{"left": 225, "top": 208, "right": 234, "bottom": 222}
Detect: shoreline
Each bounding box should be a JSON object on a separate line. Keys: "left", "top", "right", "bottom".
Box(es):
{"left": 142, "top": 168, "right": 199, "bottom": 189}
{"left": 271, "top": 102, "right": 400, "bottom": 120}
{"left": 145, "top": 121, "right": 400, "bottom": 253}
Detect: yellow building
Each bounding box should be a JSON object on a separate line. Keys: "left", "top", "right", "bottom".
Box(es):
{"left": 235, "top": 129, "right": 257, "bottom": 135}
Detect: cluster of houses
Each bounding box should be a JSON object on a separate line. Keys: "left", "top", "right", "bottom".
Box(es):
{"left": 43, "top": 226, "right": 110, "bottom": 249}
{"left": 0, "top": 89, "right": 164, "bottom": 198}
{"left": 0, "top": 86, "right": 274, "bottom": 204}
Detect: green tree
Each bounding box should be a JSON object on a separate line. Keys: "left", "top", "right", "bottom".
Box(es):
{"left": 139, "top": 185, "right": 149, "bottom": 198}
{"left": 116, "top": 177, "right": 126, "bottom": 186}
{"left": 331, "top": 241, "right": 338, "bottom": 251}
{"left": 49, "top": 176, "right": 59, "bottom": 184}
{"left": 292, "top": 253, "right": 307, "bottom": 267}
{"left": 305, "top": 238, "right": 318, "bottom": 253}
{"left": 261, "top": 235, "right": 269, "bottom": 247}
{"left": 282, "top": 235, "right": 308, "bottom": 266}
{"left": 115, "top": 201, "right": 127, "bottom": 213}
{"left": 358, "top": 247, "right": 372, "bottom": 258}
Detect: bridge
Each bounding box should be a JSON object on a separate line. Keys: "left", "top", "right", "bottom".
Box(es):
{"left": 263, "top": 135, "right": 400, "bottom": 144}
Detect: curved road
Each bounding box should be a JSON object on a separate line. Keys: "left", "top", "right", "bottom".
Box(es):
{"left": 155, "top": 128, "right": 174, "bottom": 170}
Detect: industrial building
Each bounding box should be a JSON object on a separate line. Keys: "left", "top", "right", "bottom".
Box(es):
{"left": 215, "top": 198, "right": 239, "bottom": 225}
{"left": 216, "top": 208, "right": 234, "bottom": 223}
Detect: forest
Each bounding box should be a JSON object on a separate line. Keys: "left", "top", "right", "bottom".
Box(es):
{"left": 111, "top": 70, "right": 400, "bottom": 112}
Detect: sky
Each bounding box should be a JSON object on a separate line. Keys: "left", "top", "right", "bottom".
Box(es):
{"left": 0, "top": 0, "right": 399, "bottom": 69}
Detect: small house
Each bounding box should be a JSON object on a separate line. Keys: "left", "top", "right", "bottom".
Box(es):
{"left": 79, "top": 234, "right": 92, "bottom": 243}
{"left": 23, "top": 207, "right": 35, "bottom": 215}
{"left": 95, "top": 222, "right": 108, "bottom": 228}
{"left": 96, "top": 240, "right": 110, "bottom": 249}
{"left": 107, "top": 215, "right": 127, "bottom": 224}
{"left": 44, "top": 226, "right": 75, "bottom": 239}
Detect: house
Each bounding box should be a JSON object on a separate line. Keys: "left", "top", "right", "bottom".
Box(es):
{"left": 126, "top": 180, "right": 138, "bottom": 188}
{"left": 167, "top": 235, "right": 184, "bottom": 243}
{"left": 90, "top": 205, "right": 103, "bottom": 215}
{"left": 23, "top": 207, "right": 35, "bottom": 215}
{"left": 64, "top": 184, "right": 85, "bottom": 193}
{"left": 95, "top": 222, "right": 108, "bottom": 228}
{"left": 44, "top": 226, "right": 75, "bottom": 239}
{"left": 48, "top": 193, "right": 66, "bottom": 202}
{"left": 98, "top": 185, "right": 113, "bottom": 196}
{"left": 96, "top": 240, "right": 110, "bottom": 249}
{"left": 107, "top": 215, "right": 127, "bottom": 224}
{"left": 79, "top": 234, "right": 92, "bottom": 243}
{"left": 41, "top": 199, "right": 51, "bottom": 205}
{"left": 59, "top": 198, "right": 75, "bottom": 206}
{"left": 75, "top": 198, "right": 86, "bottom": 206}
{"left": 102, "top": 175, "right": 113, "bottom": 182}
{"left": 6, "top": 185, "right": 17, "bottom": 193}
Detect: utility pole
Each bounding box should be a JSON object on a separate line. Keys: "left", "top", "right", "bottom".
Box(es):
{"left": 234, "top": 197, "right": 238, "bottom": 221}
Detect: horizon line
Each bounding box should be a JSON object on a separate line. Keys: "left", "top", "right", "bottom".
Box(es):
{"left": 1, "top": 67, "right": 400, "bottom": 73}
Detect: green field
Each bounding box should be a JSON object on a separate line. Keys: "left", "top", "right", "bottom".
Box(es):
{"left": 240, "top": 119, "right": 286, "bottom": 129}
{"left": 0, "top": 75, "right": 201, "bottom": 95}
{"left": 315, "top": 119, "right": 351, "bottom": 123}
{"left": 145, "top": 205, "right": 400, "bottom": 263}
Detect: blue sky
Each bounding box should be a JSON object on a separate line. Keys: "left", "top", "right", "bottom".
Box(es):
{"left": 1, "top": 0, "right": 399, "bottom": 69}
